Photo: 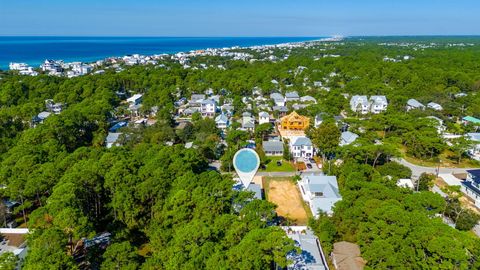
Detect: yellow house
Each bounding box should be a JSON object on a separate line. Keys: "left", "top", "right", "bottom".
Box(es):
{"left": 280, "top": 111, "right": 310, "bottom": 131}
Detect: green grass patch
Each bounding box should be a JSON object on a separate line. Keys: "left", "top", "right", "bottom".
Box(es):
{"left": 261, "top": 156, "right": 296, "bottom": 172}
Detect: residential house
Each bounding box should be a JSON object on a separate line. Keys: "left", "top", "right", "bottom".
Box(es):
{"left": 280, "top": 111, "right": 310, "bottom": 131}
{"left": 369, "top": 95, "right": 388, "bottom": 114}
{"left": 397, "top": 179, "right": 415, "bottom": 189}
{"left": 32, "top": 111, "right": 51, "bottom": 125}
{"left": 263, "top": 140, "right": 284, "bottom": 156}
{"left": 106, "top": 133, "right": 122, "bottom": 148}
{"left": 300, "top": 95, "right": 317, "bottom": 104}
{"left": 350, "top": 95, "right": 370, "bottom": 114}
{"left": 461, "top": 170, "right": 480, "bottom": 207}
{"left": 283, "top": 226, "right": 329, "bottom": 270}
{"left": 406, "top": 99, "right": 425, "bottom": 111}
{"left": 221, "top": 104, "right": 234, "bottom": 116}
{"left": 290, "top": 137, "right": 314, "bottom": 159}
{"left": 314, "top": 113, "right": 325, "bottom": 128}
{"left": 463, "top": 116, "right": 480, "bottom": 126}
{"left": 285, "top": 91, "right": 300, "bottom": 102}
{"left": 258, "top": 111, "right": 270, "bottom": 125}
{"left": 127, "top": 94, "right": 143, "bottom": 106}
{"left": 298, "top": 174, "right": 342, "bottom": 216}
{"left": 215, "top": 114, "right": 229, "bottom": 130}
{"left": 340, "top": 131, "right": 358, "bottom": 146}
{"left": 270, "top": 92, "right": 286, "bottom": 107}
{"left": 467, "top": 133, "right": 480, "bottom": 160}
{"left": 241, "top": 114, "right": 255, "bottom": 132}
{"left": 200, "top": 99, "right": 216, "bottom": 117}
{"left": 427, "top": 102, "right": 443, "bottom": 111}
{"left": 45, "top": 99, "right": 65, "bottom": 114}
{"left": 189, "top": 94, "right": 206, "bottom": 106}
{"left": 273, "top": 106, "right": 288, "bottom": 116}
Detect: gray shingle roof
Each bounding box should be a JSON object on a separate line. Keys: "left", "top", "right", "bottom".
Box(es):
{"left": 263, "top": 141, "right": 284, "bottom": 152}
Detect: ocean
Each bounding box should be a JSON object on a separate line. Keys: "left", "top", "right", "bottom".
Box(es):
{"left": 0, "top": 36, "right": 321, "bottom": 70}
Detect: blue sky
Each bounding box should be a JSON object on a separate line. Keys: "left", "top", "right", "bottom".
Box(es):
{"left": 1, "top": 0, "right": 479, "bottom": 36}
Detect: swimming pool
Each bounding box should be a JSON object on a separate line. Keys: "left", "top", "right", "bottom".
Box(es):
{"left": 234, "top": 149, "right": 260, "bottom": 173}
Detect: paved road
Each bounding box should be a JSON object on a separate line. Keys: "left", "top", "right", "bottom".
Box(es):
{"left": 393, "top": 158, "right": 479, "bottom": 178}
{"left": 256, "top": 172, "right": 297, "bottom": 177}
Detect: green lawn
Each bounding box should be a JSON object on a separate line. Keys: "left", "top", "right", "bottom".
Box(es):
{"left": 262, "top": 156, "right": 296, "bottom": 172}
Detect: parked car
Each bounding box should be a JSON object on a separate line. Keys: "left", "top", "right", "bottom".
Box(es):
{"left": 309, "top": 158, "right": 315, "bottom": 163}
{"left": 306, "top": 163, "right": 313, "bottom": 169}
{"left": 276, "top": 160, "right": 282, "bottom": 166}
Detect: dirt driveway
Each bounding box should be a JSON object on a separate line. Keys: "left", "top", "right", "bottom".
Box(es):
{"left": 264, "top": 177, "right": 310, "bottom": 225}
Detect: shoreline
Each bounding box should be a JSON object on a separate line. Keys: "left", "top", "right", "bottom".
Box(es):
{"left": 1, "top": 36, "right": 340, "bottom": 71}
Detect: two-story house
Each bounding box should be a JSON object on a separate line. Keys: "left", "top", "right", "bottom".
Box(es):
{"left": 215, "top": 114, "right": 229, "bottom": 130}
{"left": 298, "top": 174, "right": 342, "bottom": 217}
{"left": 350, "top": 95, "right": 370, "bottom": 114}
{"left": 289, "top": 137, "right": 314, "bottom": 159}
{"left": 200, "top": 99, "right": 216, "bottom": 117}
{"left": 369, "top": 95, "right": 388, "bottom": 114}
{"left": 461, "top": 170, "right": 480, "bottom": 207}
{"left": 270, "top": 92, "right": 285, "bottom": 107}
{"left": 258, "top": 111, "right": 270, "bottom": 125}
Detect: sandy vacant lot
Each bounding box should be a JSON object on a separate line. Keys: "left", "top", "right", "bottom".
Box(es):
{"left": 265, "top": 178, "right": 309, "bottom": 225}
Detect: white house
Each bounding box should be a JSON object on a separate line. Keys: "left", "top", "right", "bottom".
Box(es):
{"left": 289, "top": 137, "right": 314, "bottom": 159}
{"left": 200, "top": 99, "right": 216, "bottom": 117}
{"left": 241, "top": 114, "right": 255, "bottom": 132}
{"left": 340, "top": 131, "right": 359, "bottom": 146}
{"left": 369, "top": 95, "right": 388, "bottom": 114}
{"left": 215, "top": 114, "right": 229, "bottom": 130}
{"left": 350, "top": 95, "right": 370, "bottom": 114}
{"left": 406, "top": 99, "right": 425, "bottom": 111}
{"left": 461, "top": 170, "right": 480, "bottom": 208}
{"left": 258, "top": 111, "right": 270, "bottom": 125}
{"left": 300, "top": 95, "right": 317, "bottom": 104}
{"left": 467, "top": 133, "right": 480, "bottom": 161}
{"left": 427, "top": 102, "right": 443, "bottom": 111}
{"left": 270, "top": 92, "right": 286, "bottom": 107}
{"left": 397, "top": 178, "right": 415, "bottom": 189}
{"left": 126, "top": 94, "right": 143, "bottom": 105}
{"left": 298, "top": 174, "right": 342, "bottom": 216}
{"left": 263, "top": 140, "right": 284, "bottom": 156}
{"left": 285, "top": 91, "right": 300, "bottom": 102}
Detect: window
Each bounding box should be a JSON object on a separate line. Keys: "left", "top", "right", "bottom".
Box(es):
{"left": 314, "top": 192, "right": 324, "bottom": 197}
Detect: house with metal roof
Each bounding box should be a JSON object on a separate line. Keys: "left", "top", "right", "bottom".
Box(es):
{"left": 258, "top": 111, "right": 270, "bottom": 125}
{"left": 300, "top": 95, "right": 317, "bottom": 104}
{"left": 406, "top": 99, "right": 425, "bottom": 111}
{"left": 298, "top": 174, "right": 342, "bottom": 216}
{"left": 283, "top": 226, "right": 330, "bottom": 270}
{"left": 285, "top": 91, "right": 300, "bottom": 102}
{"left": 106, "top": 132, "right": 122, "bottom": 148}
{"left": 461, "top": 170, "right": 480, "bottom": 207}
{"left": 427, "top": 102, "right": 443, "bottom": 111}
{"left": 290, "top": 137, "right": 314, "bottom": 159}
{"left": 369, "top": 95, "right": 388, "bottom": 114}
{"left": 270, "top": 92, "right": 286, "bottom": 107}
{"left": 340, "top": 131, "right": 359, "bottom": 146}
{"left": 463, "top": 116, "right": 480, "bottom": 125}
{"left": 263, "top": 140, "right": 284, "bottom": 156}
{"left": 215, "top": 114, "right": 229, "bottom": 130}
{"left": 350, "top": 95, "right": 369, "bottom": 114}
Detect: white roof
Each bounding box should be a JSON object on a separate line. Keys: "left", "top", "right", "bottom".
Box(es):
{"left": 397, "top": 179, "right": 414, "bottom": 189}
{"left": 438, "top": 174, "right": 462, "bottom": 186}
{"left": 127, "top": 94, "right": 143, "bottom": 103}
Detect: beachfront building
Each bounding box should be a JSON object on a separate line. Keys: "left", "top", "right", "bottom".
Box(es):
{"left": 298, "top": 174, "right": 342, "bottom": 217}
